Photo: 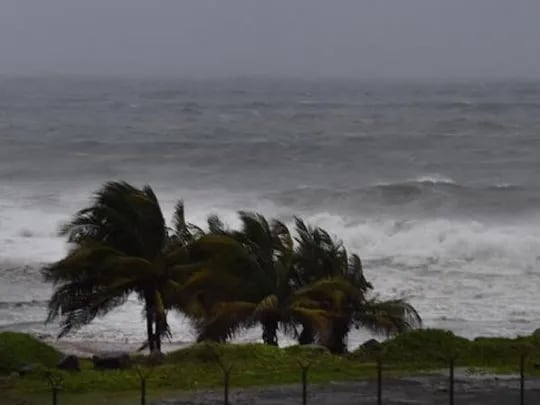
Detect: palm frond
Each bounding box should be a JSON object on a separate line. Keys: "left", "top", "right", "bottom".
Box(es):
{"left": 254, "top": 294, "right": 279, "bottom": 319}
{"left": 172, "top": 201, "right": 204, "bottom": 245}
{"left": 195, "top": 301, "right": 257, "bottom": 342}
{"left": 355, "top": 299, "right": 422, "bottom": 336}
{"left": 207, "top": 214, "right": 229, "bottom": 235}
{"left": 346, "top": 254, "right": 373, "bottom": 292}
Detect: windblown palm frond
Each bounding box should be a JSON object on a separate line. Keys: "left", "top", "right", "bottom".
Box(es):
{"left": 171, "top": 201, "right": 204, "bottom": 245}
{"left": 207, "top": 214, "right": 230, "bottom": 235}
{"left": 194, "top": 301, "right": 257, "bottom": 342}
{"left": 346, "top": 254, "right": 373, "bottom": 292}
{"left": 43, "top": 181, "right": 200, "bottom": 353}
{"left": 292, "top": 217, "right": 348, "bottom": 285}
{"left": 355, "top": 299, "right": 422, "bottom": 337}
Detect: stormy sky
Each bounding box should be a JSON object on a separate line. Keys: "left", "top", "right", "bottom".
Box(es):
{"left": 1, "top": 0, "right": 539, "bottom": 78}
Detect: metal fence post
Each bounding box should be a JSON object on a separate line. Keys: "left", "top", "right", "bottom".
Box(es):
{"left": 377, "top": 357, "right": 382, "bottom": 405}
{"left": 298, "top": 360, "right": 312, "bottom": 405}
{"left": 140, "top": 377, "right": 146, "bottom": 405}
{"left": 449, "top": 357, "right": 454, "bottom": 405}
{"left": 223, "top": 366, "right": 232, "bottom": 405}
{"left": 44, "top": 370, "right": 62, "bottom": 405}
{"left": 52, "top": 386, "right": 58, "bottom": 405}
{"left": 520, "top": 353, "right": 526, "bottom": 405}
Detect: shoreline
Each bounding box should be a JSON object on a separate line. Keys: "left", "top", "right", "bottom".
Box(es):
{"left": 45, "top": 338, "right": 193, "bottom": 357}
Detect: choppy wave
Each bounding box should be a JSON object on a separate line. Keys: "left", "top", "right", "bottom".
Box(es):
{"left": 2, "top": 210, "right": 540, "bottom": 342}
{"left": 409, "top": 175, "right": 457, "bottom": 184}
{"left": 267, "top": 178, "right": 539, "bottom": 218}
{"left": 2, "top": 77, "right": 540, "bottom": 343}
{"left": 0, "top": 300, "right": 47, "bottom": 309}
{"left": 303, "top": 214, "right": 540, "bottom": 274}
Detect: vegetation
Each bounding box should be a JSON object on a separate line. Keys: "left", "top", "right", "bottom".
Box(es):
{"left": 2, "top": 181, "right": 535, "bottom": 403}
{"left": 41, "top": 182, "right": 252, "bottom": 353}
{"left": 352, "top": 329, "right": 540, "bottom": 371}
{"left": 0, "top": 332, "right": 62, "bottom": 374}
{"left": 42, "top": 181, "right": 420, "bottom": 353}
{"left": 4, "top": 330, "right": 540, "bottom": 405}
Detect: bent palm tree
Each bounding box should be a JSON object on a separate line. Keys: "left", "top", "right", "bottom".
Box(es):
{"left": 184, "top": 212, "right": 346, "bottom": 345}
{"left": 43, "top": 182, "right": 199, "bottom": 352}
{"left": 291, "top": 218, "right": 421, "bottom": 353}
{"left": 233, "top": 212, "right": 294, "bottom": 345}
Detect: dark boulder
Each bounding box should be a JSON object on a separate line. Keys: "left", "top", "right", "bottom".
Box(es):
{"left": 92, "top": 352, "right": 131, "bottom": 370}
{"left": 18, "top": 363, "right": 35, "bottom": 377}
{"left": 359, "top": 339, "right": 381, "bottom": 353}
{"left": 533, "top": 328, "right": 540, "bottom": 338}
{"left": 57, "top": 355, "right": 80, "bottom": 372}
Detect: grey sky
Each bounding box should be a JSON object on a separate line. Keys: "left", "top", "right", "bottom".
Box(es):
{"left": 1, "top": 0, "right": 539, "bottom": 78}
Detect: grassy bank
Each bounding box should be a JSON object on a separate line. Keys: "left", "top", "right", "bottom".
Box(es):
{"left": 2, "top": 330, "right": 540, "bottom": 404}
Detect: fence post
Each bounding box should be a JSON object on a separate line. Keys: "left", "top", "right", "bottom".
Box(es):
{"left": 135, "top": 360, "right": 159, "bottom": 405}
{"left": 222, "top": 364, "right": 233, "bottom": 405}
{"left": 520, "top": 353, "right": 526, "bottom": 405}
{"left": 298, "top": 360, "right": 312, "bottom": 405}
{"left": 140, "top": 377, "right": 146, "bottom": 405}
{"left": 134, "top": 366, "right": 148, "bottom": 405}
{"left": 52, "top": 386, "right": 58, "bottom": 405}
{"left": 449, "top": 357, "right": 454, "bottom": 405}
{"left": 44, "top": 370, "right": 62, "bottom": 405}
{"left": 376, "top": 357, "right": 382, "bottom": 405}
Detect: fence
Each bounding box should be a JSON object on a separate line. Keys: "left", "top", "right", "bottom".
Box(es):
{"left": 40, "top": 351, "right": 536, "bottom": 405}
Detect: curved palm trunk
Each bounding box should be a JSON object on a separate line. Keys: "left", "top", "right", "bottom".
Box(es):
{"left": 298, "top": 324, "right": 315, "bottom": 345}
{"left": 261, "top": 318, "right": 279, "bottom": 346}
{"left": 326, "top": 319, "right": 350, "bottom": 354}
{"left": 144, "top": 290, "right": 162, "bottom": 353}
{"left": 146, "top": 311, "right": 156, "bottom": 352}
{"left": 155, "top": 315, "right": 166, "bottom": 352}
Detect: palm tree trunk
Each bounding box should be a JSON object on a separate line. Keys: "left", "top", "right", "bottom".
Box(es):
{"left": 327, "top": 320, "right": 349, "bottom": 354}
{"left": 298, "top": 324, "right": 315, "bottom": 345}
{"left": 261, "top": 318, "right": 278, "bottom": 346}
{"left": 155, "top": 316, "right": 163, "bottom": 352}
{"left": 144, "top": 290, "right": 157, "bottom": 353}
{"left": 146, "top": 311, "right": 156, "bottom": 352}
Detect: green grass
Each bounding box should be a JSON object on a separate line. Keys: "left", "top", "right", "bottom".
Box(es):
{"left": 0, "top": 332, "right": 62, "bottom": 374}
{"left": 4, "top": 329, "right": 540, "bottom": 404}
{"left": 351, "top": 329, "right": 540, "bottom": 373}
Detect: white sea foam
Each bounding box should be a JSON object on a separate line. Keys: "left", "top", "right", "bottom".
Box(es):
{"left": 2, "top": 77, "right": 540, "bottom": 348}
{"left": 411, "top": 174, "right": 457, "bottom": 184}
{"left": 2, "top": 184, "right": 540, "bottom": 344}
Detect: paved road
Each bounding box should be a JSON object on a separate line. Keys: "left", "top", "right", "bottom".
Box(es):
{"left": 156, "top": 374, "right": 540, "bottom": 405}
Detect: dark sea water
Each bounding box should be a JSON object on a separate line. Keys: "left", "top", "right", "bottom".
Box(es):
{"left": 1, "top": 76, "right": 540, "bottom": 348}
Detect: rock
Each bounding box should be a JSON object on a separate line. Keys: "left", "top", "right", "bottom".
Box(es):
{"left": 57, "top": 355, "right": 80, "bottom": 372}
{"left": 532, "top": 328, "right": 540, "bottom": 338}
{"left": 92, "top": 352, "right": 131, "bottom": 370}
{"left": 360, "top": 339, "right": 381, "bottom": 352}
{"left": 18, "top": 363, "right": 35, "bottom": 377}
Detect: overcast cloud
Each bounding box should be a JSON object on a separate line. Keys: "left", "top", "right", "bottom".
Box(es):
{"left": 1, "top": 0, "right": 539, "bottom": 78}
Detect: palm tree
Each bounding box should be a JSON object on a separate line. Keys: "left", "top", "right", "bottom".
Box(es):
{"left": 42, "top": 182, "right": 201, "bottom": 353}
{"left": 181, "top": 212, "right": 329, "bottom": 347}
{"left": 232, "top": 212, "right": 294, "bottom": 345}
{"left": 178, "top": 232, "right": 267, "bottom": 343}
{"left": 178, "top": 212, "right": 293, "bottom": 345}
{"left": 291, "top": 218, "right": 421, "bottom": 353}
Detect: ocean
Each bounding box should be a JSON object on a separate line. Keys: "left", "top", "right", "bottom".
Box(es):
{"left": 1, "top": 76, "right": 539, "bottom": 349}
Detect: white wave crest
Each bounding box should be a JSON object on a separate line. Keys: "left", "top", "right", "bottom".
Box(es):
{"left": 412, "top": 174, "right": 457, "bottom": 184}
